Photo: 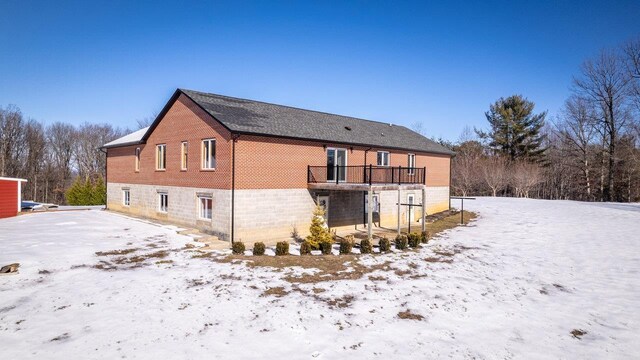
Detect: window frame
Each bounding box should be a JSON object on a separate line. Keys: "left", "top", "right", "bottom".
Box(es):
{"left": 201, "top": 138, "right": 216, "bottom": 170}
{"left": 408, "top": 153, "right": 416, "bottom": 175}
{"left": 156, "top": 144, "right": 166, "bottom": 170}
{"left": 377, "top": 151, "right": 390, "bottom": 167}
{"left": 134, "top": 147, "right": 140, "bottom": 172}
{"left": 158, "top": 192, "right": 168, "bottom": 213}
{"left": 181, "top": 141, "right": 188, "bottom": 171}
{"left": 123, "top": 189, "right": 130, "bottom": 206}
{"left": 198, "top": 195, "right": 213, "bottom": 220}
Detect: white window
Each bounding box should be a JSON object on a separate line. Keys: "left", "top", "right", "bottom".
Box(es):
{"left": 156, "top": 144, "right": 166, "bottom": 170}
{"left": 135, "top": 148, "right": 140, "bottom": 172}
{"left": 201, "top": 139, "right": 216, "bottom": 169}
{"left": 408, "top": 154, "right": 416, "bottom": 175}
{"left": 377, "top": 151, "right": 389, "bottom": 166}
{"left": 158, "top": 193, "right": 168, "bottom": 213}
{"left": 181, "top": 141, "right": 188, "bottom": 170}
{"left": 198, "top": 196, "right": 212, "bottom": 220}
{"left": 123, "top": 190, "right": 130, "bottom": 206}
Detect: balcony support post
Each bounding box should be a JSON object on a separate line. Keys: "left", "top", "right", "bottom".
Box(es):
{"left": 397, "top": 187, "right": 401, "bottom": 236}
{"left": 421, "top": 186, "right": 426, "bottom": 233}
{"left": 367, "top": 187, "right": 373, "bottom": 241}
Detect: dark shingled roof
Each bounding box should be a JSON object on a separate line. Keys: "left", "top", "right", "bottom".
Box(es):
{"left": 106, "top": 88, "right": 454, "bottom": 155}
{"left": 178, "top": 89, "right": 453, "bottom": 155}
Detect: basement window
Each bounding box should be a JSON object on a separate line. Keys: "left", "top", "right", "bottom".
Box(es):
{"left": 158, "top": 193, "right": 168, "bottom": 213}
{"left": 198, "top": 196, "right": 212, "bottom": 220}
{"left": 123, "top": 189, "right": 130, "bottom": 206}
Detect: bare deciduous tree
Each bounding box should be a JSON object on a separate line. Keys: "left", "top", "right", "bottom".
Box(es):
{"left": 511, "top": 161, "right": 543, "bottom": 198}
{"left": 482, "top": 156, "right": 509, "bottom": 197}
{"left": 556, "top": 96, "right": 598, "bottom": 200}
{"left": 0, "top": 105, "right": 26, "bottom": 177}
{"left": 74, "top": 123, "right": 124, "bottom": 180}
{"left": 573, "top": 49, "right": 633, "bottom": 201}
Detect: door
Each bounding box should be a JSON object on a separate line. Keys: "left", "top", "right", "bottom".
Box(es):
{"left": 317, "top": 195, "right": 330, "bottom": 226}
{"left": 365, "top": 194, "right": 379, "bottom": 214}
{"left": 326, "top": 148, "right": 347, "bottom": 182}
{"left": 365, "top": 194, "right": 380, "bottom": 226}
{"left": 407, "top": 194, "right": 415, "bottom": 223}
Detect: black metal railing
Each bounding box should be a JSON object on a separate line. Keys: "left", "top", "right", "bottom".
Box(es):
{"left": 307, "top": 165, "right": 426, "bottom": 185}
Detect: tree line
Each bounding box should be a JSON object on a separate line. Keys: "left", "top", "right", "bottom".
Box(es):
{"left": 444, "top": 38, "right": 640, "bottom": 202}
{"left": 3, "top": 38, "right": 640, "bottom": 205}
{"left": 0, "top": 106, "right": 129, "bottom": 205}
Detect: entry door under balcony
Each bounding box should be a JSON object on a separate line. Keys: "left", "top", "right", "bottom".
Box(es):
{"left": 327, "top": 148, "right": 347, "bottom": 182}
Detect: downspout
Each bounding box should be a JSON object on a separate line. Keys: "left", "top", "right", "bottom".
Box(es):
{"left": 231, "top": 134, "right": 240, "bottom": 244}
{"left": 363, "top": 147, "right": 372, "bottom": 227}
{"left": 449, "top": 154, "right": 453, "bottom": 210}
{"left": 99, "top": 147, "right": 108, "bottom": 210}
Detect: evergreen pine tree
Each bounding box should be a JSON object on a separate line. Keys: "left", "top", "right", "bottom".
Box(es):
{"left": 65, "top": 178, "right": 83, "bottom": 205}
{"left": 79, "top": 178, "right": 93, "bottom": 205}
{"left": 91, "top": 176, "right": 107, "bottom": 205}
{"left": 476, "top": 95, "right": 547, "bottom": 161}
{"left": 306, "top": 205, "right": 332, "bottom": 250}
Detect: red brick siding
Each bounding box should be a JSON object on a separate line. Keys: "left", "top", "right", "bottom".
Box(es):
{"left": 0, "top": 180, "right": 18, "bottom": 218}
{"left": 234, "top": 135, "right": 450, "bottom": 189}
{"left": 107, "top": 94, "right": 233, "bottom": 189}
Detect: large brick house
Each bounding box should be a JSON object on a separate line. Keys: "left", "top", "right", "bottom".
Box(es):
{"left": 103, "top": 89, "right": 454, "bottom": 243}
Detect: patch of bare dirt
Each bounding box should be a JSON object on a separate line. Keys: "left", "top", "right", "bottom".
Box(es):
{"left": 398, "top": 310, "right": 424, "bottom": 321}
{"left": 95, "top": 248, "right": 139, "bottom": 256}
{"left": 261, "top": 286, "right": 289, "bottom": 298}
{"left": 571, "top": 329, "right": 587, "bottom": 339}
{"left": 325, "top": 294, "right": 355, "bottom": 309}
{"left": 423, "top": 256, "right": 453, "bottom": 263}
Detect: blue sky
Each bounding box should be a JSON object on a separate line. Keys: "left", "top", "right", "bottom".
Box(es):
{"left": 1, "top": 1, "right": 639, "bottom": 140}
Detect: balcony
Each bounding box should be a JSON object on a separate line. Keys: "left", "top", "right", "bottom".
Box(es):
{"left": 307, "top": 165, "right": 425, "bottom": 190}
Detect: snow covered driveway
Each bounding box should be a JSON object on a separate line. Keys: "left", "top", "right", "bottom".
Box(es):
{"left": 1, "top": 198, "right": 639, "bottom": 359}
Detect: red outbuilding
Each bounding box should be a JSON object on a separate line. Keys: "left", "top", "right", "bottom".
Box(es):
{"left": 0, "top": 177, "right": 27, "bottom": 219}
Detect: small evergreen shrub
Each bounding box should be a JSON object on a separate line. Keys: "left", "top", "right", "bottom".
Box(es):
{"left": 339, "top": 237, "right": 354, "bottom": 255}
{"left": 319, "top": 239, "right": 333, "bottom": 255}
{"left": 379, "top": 237, "right": 391, "bottom": 252}
{"left": 408, "top": 233, "right": 420, "bottom": 248}
{"left": 275, "top": 241, "right": 289, "bottom": 256}
{"left": 395, "top": 235, "right": 408, "bottom": 250}
{"left": 232, "top": 241, "right": 246, "bottom": 255}
{"left": 252, "top": 242, "right": 265, "bottom": 256}
{"left": 360, "top": 238, "right": 373, "bottom": 254}
{"left": 300, "top": 241, "right": 312, "bottom": 255}
{"left": 306, "top": 205, "right": 332, "bottom": 250}
{"left": 420, "top": 231, "right": 429, "bottom": 243}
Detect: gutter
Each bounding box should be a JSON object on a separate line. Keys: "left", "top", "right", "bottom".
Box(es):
{"left": 98, "top": 147, "right": 108, "bottom": 210}
{"left": 363, "top": 147, "right": 372, "bottom": 227}
{"left": 231, "top": 133, "right": 240, "bottom": 244}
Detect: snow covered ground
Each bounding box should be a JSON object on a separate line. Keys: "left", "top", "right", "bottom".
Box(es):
{"left": 1, "top": 198, "right": 639, "bottom": 359}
